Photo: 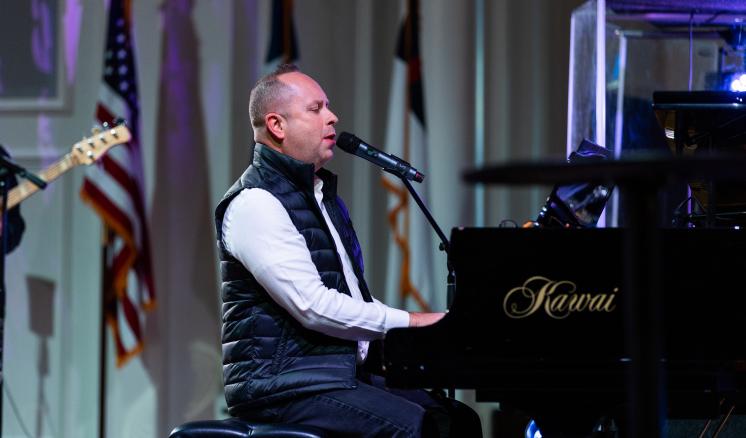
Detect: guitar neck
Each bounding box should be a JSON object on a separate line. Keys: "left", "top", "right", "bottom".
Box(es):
{"left": 5, "top": 153, "right": 78, "bottom": 210}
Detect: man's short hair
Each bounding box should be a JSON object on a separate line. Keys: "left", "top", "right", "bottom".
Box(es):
{"left": 249, "top": 63, "right": 300, "bottom": 129}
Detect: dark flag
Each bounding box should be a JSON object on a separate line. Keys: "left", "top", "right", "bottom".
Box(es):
{"left": 265, "top": 0, "right": 298, "bottom": 70}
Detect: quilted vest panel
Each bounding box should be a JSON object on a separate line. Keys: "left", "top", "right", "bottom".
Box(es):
{"left": 214, "top": 144, "right": 371, "bottom": 414}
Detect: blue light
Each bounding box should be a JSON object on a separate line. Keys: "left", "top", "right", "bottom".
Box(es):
{"left": 525, "top": 419, "right": 543, "bottom": 438}
{"left": 729, "top": 73, "right": 746, "bottom": 92}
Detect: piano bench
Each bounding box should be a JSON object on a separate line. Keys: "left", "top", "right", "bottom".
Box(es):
{"left": 168, "top": 418, "right": 327, "bottom": 438}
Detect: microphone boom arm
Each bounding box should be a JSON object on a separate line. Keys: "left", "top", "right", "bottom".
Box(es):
{"left": 393, "top": 172, "right": 456, "bottom": 309}
{"left": 395, "top": 171, "right": 450, "bottom": 252}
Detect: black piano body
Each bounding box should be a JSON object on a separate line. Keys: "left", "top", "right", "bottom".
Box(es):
{"left": 384, "top": 227, "right": 746, "bottom": 435}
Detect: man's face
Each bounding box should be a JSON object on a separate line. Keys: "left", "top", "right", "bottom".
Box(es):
{"left": 275, "top": 72, "right": 338, "bottom": 170}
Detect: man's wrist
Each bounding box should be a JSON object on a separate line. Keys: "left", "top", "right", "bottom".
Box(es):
{"left": 408, "top": 312, "right": 446, "bottom": 327}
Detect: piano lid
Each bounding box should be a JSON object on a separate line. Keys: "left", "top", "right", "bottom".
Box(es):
{"left": 462, "top": 154, "right": 746, "bottom": 186}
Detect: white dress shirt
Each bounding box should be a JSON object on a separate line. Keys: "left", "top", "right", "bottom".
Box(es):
{"left": 222, "top": 177, "right": 410, "bottom": 363}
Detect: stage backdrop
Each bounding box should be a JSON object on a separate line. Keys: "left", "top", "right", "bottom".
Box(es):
{"left": 0, "top": 0, "right": 580, "bottom": 437}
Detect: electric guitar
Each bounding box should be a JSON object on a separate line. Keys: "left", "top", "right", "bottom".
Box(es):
{"left": 2, "top": 122, "right": 131, "bottom": 210}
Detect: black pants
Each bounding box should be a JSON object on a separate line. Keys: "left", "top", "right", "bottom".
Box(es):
{"left": 244, "top": 374, "right": 482, "bottom": 438}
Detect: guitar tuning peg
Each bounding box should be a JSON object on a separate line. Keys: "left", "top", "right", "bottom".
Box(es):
{"left": 102, "top": 121, "right": 110, "bottom": 129}
{"left": 91, "top": 126, "right": 101, "bottom": 135}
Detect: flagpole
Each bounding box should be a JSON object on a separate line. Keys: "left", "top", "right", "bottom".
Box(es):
{"left": 474, "top": 0, "right": 485, "bottom": 227}
{"left": 401, "top": 0, "right": 414, "bottom": 311}
{"left": 98, "top": 226, "right": 111, "bottom": 438}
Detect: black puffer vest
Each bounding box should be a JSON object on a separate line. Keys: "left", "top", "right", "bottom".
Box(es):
{"left": 214, "top": 144, "right": 373, "bottom": 415}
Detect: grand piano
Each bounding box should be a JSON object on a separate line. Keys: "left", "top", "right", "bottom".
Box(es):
{"left": 383, "top": 90, "right": 746, "bottom": 436}
{"left": 384, "top": 227, "right": 746, "bottom": 436}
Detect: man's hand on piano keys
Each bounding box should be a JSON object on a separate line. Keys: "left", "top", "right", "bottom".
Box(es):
{"left": 408, "top": 312, "right": 445, "bottom": 327}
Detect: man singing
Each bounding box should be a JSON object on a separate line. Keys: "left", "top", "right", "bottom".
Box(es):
{"left": 214, "top": 64, "right": 481, "bottom": 437}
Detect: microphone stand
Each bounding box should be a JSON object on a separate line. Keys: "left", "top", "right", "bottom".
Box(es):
{"left": 0, "top": 151, "right": 46, "bottom": 432}
{"left": 393, "top": 174, "right": 455, "bottom": 306}
{"left": 390, "top": 171, "right": 456, "bottom": 399}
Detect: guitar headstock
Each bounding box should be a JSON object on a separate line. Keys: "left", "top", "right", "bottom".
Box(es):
{"left": 71, "top": 122, "right": 132, "bottom": 165}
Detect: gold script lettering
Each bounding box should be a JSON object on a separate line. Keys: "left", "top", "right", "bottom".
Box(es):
{"left": 503, "top": 276, "right": 551, "bottom": 319}
{"left": 544, "top": 280, "right": 576, "bottom": 319}
{"left": 603, "top": 288, "right": 619, "bottom": 312}
{"left": 503, "top": 276, "right": 619, "bottom": 319}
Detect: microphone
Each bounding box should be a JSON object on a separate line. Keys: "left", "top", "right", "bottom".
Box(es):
{"left": 336, "top": 132, "right": 425, "bottom": 183}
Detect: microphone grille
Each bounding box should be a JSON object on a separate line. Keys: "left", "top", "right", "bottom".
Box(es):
{"left": 335, "top": 132, "right": 359, "bottom": 153}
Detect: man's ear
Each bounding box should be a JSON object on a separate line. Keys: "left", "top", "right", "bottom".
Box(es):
{"left": 265, "top": 113, "right": 285, "bottom": 141}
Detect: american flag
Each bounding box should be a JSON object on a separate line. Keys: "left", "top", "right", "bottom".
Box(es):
{"left": 80, "top": 0, "right": 155, "bottom": 367}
